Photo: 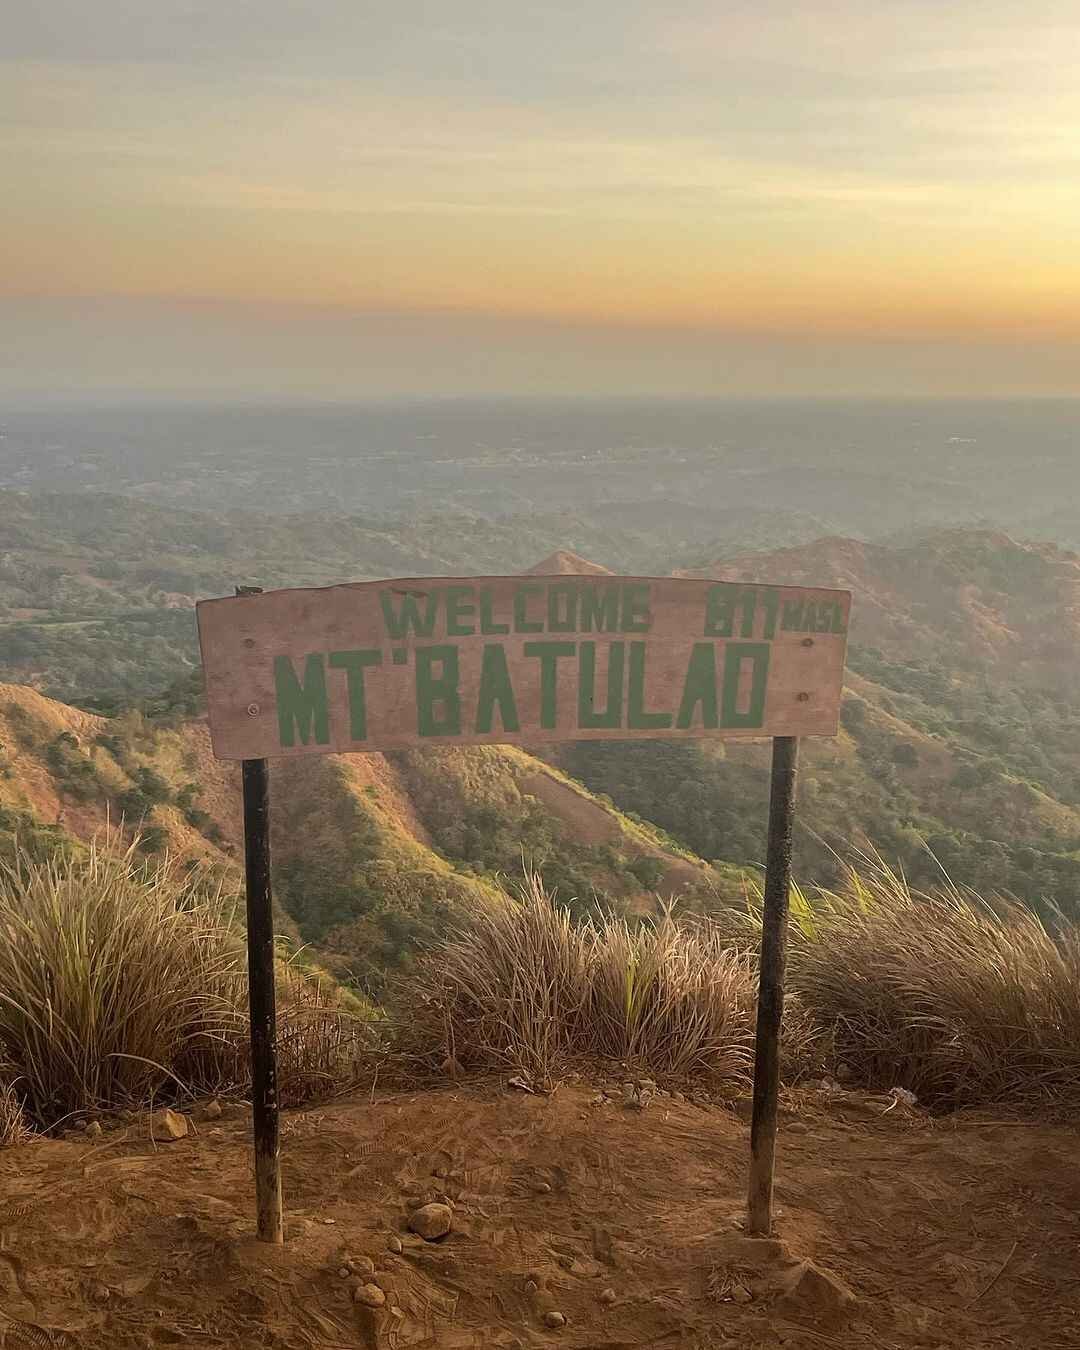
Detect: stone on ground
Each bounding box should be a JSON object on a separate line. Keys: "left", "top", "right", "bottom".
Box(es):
{"left": 408, "top": 1202, "right": 453, "bottom": 1241}
{"left": 352, "top": 1282, "right": 386, "bottom": 1308}
{"left": 148, "top": 1109, "right": 188, "bottom": 1142}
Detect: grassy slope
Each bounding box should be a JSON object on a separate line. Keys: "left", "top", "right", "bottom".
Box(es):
{"left": 552, "top": 529, "right": 1080, "bottom": 916}
{"left": 0, "top": 684, "right": 730, "bottom": 992}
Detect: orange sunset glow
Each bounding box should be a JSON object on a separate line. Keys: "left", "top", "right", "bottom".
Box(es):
{"left": 3, "top": 1, "right": 1079, "bottom": 395}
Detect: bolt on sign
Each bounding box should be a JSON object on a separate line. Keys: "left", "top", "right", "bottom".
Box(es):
{"left": 197, "top": 575, "right": 850, "bottom": 760}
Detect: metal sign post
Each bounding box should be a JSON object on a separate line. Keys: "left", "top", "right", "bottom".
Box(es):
{"left": 747, "top": 734, "right": 799, "bottom": 1237}
{"left": 235, "top": 588, "right": 283, "bottom": 1245}
{"left": 241, "top": 755, "right": 283, "bottom": 1244}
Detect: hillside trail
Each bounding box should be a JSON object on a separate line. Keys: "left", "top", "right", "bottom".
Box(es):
{"left": 0, "top": 1083, "right": 1076, "bottom": 1349}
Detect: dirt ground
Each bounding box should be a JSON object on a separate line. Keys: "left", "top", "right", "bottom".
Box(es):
{"left": 0, "top": 1082, "right": 1077, "bottom": 1349}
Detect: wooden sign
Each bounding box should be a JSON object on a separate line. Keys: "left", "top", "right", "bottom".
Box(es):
{"left": 198, "top": 575, "right": 850, "bottom": 761}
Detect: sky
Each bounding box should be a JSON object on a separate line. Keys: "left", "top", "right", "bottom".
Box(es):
{"left": 3, "top": 0, "right": 1079, "bottom": 398}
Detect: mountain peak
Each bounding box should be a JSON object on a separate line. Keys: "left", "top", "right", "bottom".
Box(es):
{"left": 524, "top": 550, "right": 613, "bottom": 576}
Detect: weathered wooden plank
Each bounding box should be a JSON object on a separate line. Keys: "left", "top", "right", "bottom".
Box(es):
{"left": 197, "top": 574, "right": 850, "bottom": 761}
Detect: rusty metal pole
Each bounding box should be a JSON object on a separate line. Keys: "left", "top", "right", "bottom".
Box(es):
{"left": 242, "top": 754, "right": 283, "bottom": 1243}
{"left": 236, "top": 587, "right": 283, "bottom": 1244}
{"left": 747, "top": 735, "right": 799, "bottom": 1237}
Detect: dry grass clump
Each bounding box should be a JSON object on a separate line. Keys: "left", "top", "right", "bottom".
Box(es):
{"left": 274, "top": 966, "right": 380, "bottom": 1107}
{"left": 393, "top": 873, "right": 592, "bottom": 1086}
{"left": 786, "top": 853, "right": 1080, "bottom": 1110}
{"left": 391, "top": 874, "right": 761, "bottom": 1087}
{"left": 0, "top": 841, "right": 248, "bottom": 1124}
{"left": 587, "top": 907, "right": 755, "bottom": 1079}
{"left": 0, "top": 1069, "right": 32, "bottom": 1147}
{"left": 0, "top": 840, "right": 374, "bottom": 1128}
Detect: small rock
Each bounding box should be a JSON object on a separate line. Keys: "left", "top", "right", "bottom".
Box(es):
{"left": 204, "top": 1099, "right": 223, "bottom": 1120}
{"left": 387, "top": 1235, "right": 403, "bottom": 1254}
{"left": 84, "top": 1120, "right": 103, "bottom": 1139}
{"left": 787, "top": 1120, "right": 809, "bottom": 1135}
{"left": 347, "top": 1256, "right": 376, "bottom": 1278}
{"left": 352, "top": 1283, "right": 386, "bottom": 1308}
{"left": 149, "top": 1108, "right": 188, "bottom": 1142}
{"left": 591, "top": 1226, "right": 617, "bottom": 1267}
{"left": 599, "top": 1287, "right": 617, "bottom": 1305}
{"left": 337, "top": 1266, "right": 351, "bottom": 1279}
{"left": 672, "top": 1090, "right": 686, "bottom": 1102}
{"left": 638, "top": 1078, "right": 657, "bottom": 1091}
{"left": 533, "top": 1180, "right": 552, "bottom": 1195}
{"left": 524, "top": 1279, "right": 538, "bottom": 1296}
{"left": 776, "top": 1261, "right": 856, "bottom": 1326}
{"left": 88, "top": 1280, "right": 111, "bottom": 1304}
{"left": 836, "top": 1063, "right": 852, "bottom": 1082}
{"left": 543, "top": 1310, "right": 566, "bottom": 1329}
{"left": 408, "top": 1202, "right": 453, "bottom": 1241}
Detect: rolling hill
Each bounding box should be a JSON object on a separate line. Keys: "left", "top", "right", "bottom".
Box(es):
{"left": 558, "top": 530, "right": 1080, "bottom": 919}
{"left": 5, "top": 500, "right": 1080, "bottom": 971}
{"left": 0, "top": 490, "right": 825, "bottom": 707}
{"left": 680, "top": 529, "right": 1080, "bottom": 692}
{"left": 0, "top": 682, "right": 729, "bottom": 992}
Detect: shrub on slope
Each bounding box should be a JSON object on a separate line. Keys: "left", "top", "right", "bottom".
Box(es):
{"left": 400, "top": 858, "right": 1080, "bottom": 1113}
{"left": 391, "top": 874, "right": 766, "bottom": 1088}
{"left": 0, "top": 841, "right": 246, "bottom": 1122}
{"left": 785, "top": 854, "right": 1080, "bottom": 1110}
{"left": 0, "top": 840, "right": 371, "bottom": 1129}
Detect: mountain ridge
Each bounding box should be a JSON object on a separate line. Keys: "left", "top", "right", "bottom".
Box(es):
{"left": 5, "top": 520, "right": 1080, "bottom": 976}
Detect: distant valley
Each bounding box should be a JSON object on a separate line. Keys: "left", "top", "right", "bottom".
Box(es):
{"left": 2, "top": 396, "right": 1078, "bottom": 987}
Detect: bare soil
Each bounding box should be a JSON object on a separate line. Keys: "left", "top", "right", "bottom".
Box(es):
{"left": 0, "top": 1083, "right": 1076, "bottom": 1348}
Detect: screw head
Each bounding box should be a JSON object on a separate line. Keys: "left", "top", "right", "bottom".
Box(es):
{"left": 247, "top": 702, "right": 260, "bottom": 717}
